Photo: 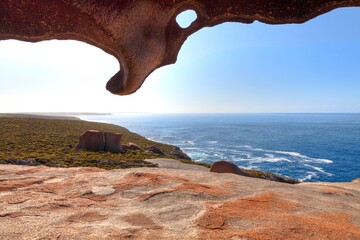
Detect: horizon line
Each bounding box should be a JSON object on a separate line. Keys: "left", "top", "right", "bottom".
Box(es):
{"left": 2, "top": 112, "right": 360, "bottom": 115}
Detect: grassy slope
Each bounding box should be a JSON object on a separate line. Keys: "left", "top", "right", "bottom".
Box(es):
{"left": 0, "top": 117, "right": 183, "bottom": 169}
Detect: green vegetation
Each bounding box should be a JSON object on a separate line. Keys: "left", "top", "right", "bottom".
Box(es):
{"left": 0, "top": 117, "right": 184, "bottom": 169}
{"left": 242, "top": 169, "right": 299, "bottom": 184}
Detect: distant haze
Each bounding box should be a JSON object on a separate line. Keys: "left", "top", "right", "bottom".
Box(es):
{"left": 0, "top": 8, "right": 360, "bottom": 113}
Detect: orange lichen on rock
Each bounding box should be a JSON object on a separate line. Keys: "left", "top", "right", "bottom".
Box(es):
{"left": 0, "top": 177, "right": 44, "bottom": 191}
{"left": 67, "top": 212, "right": 108, "bottom": 222}
{"left": 119, "top": 215, "right": 165, "bottom": 240}
{"left": 0, "top": 164, "right": 359, "bottom": 239}
{"left": 173, "top": 182, "right": 231, "bottom": 196}
{"left": 14, "top": 166, "right": 49, "bottom": 175}
{"left": 123, "top": 213, "right": 163, "bottom": 230}
{"left": 197, "top": 192, "right": 360, "bottom": 239}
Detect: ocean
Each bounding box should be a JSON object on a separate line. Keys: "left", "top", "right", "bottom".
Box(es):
{"left": 80, "top": 113, "right": 360, "bottom": 182}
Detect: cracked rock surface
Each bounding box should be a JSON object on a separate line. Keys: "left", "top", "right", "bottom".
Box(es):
{"left": 0, "top": 162, "right": 359, "bottom": 239}
{"left": 1, "top": 0, "right": 360, "bottom": 95}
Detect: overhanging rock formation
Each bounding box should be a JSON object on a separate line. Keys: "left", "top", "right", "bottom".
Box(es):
{"left": 1, "top": 0, "right": 360, "bottom": 95}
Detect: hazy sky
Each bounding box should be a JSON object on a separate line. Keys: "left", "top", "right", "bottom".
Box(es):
{"left": 0, "top": 7, "right": 360, "bottom": 113}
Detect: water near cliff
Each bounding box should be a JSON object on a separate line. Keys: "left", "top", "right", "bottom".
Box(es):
{"left": 80, "top": 113, "right": 360, "bottom": 182}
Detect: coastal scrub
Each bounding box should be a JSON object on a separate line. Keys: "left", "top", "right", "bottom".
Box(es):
{"left": 0, "top": 117, "right": 179, "bottom": 169}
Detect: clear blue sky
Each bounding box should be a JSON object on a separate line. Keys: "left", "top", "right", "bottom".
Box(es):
{"left": 0, "top": 7, "right": 359, "bottom": 113}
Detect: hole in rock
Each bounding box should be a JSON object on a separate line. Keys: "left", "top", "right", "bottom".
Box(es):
{"left": 176, "top": 10, "right": 197, "bottom": 29}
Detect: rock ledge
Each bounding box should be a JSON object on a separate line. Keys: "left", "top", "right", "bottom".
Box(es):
{"left": 0, "top": 162, "right": 359, "bottom": 239}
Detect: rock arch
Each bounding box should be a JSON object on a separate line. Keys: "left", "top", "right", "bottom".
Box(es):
{"left": 1, "top": 0, "right": 360, "bottom": 95}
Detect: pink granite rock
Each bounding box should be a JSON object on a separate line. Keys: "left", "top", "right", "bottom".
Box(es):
{"left": 104, "top": 132, "right": 123, "bottom": 153}
{"left": 75, "top": 130, "right": 104, "bottom": 152}
{"left": 0, "top": 163, "right": 359, "bottom": 239}
{"left": 210, "top": 160, "right": 250, "bottom": 177}
{"left": 146, "top": 146, "right": 164, "bottom": 155}
{"left": 123, "top": 142, "right": 144, "bottom": 151}
{"left": 170, "top": 147, "right": 191, "bottom": 160}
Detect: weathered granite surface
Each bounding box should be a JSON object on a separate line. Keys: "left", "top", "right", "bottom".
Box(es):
{"left": 2, "top": 1, "right": 360, "bottom": 95}
{"left": 0, "top": 162, "right": 359, "bottom": 239}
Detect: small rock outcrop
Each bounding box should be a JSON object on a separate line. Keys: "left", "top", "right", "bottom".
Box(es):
{"left": 210, "top": 160, "right": 299, "bottom": 184}
{"left": 75, "top": 130, "right": 105, "bottom": 152}
{"left": 123, "top": 142, "right": 143, "bottom": 151}
{"left": 170, "top": 147, "right": 191, "bottom": 160}
{"left": 75, "top": 130, "right": 122, "bottom": 153}
{"left": 210, "top": 160, "right": 250, "bottom": 176}
{"left": 104, "top": 132, "right": 123, "bottom": 153}
{"left": 146, "top": 146, "right": 164, "bottom": 155}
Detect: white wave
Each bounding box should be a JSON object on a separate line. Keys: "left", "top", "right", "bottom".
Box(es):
{"left": 194, "top": 159, "right": 206, "bottom": 162}
{"left": 241, "top": 145, "right": 253, "bottom": 149}
{"left": 250, "top": 147, "right": 265, "bottom": 151}
{"left": 188, "top": 152, "right": 209, "bottom": 159}
{"left": 303, "top": 164, "right": 333, "bottom": 176}
{"left": 238, "top": 145, "right": 333, "bottom": 164}
{"left": 184, "top": 140, "right": 196, "bottom": 145}
{"left": 240, "top": 145, "right": 269, "bottom": 152}
{"left": 239, "top": 145, "right": 274, "bottom": 151}
{"left": 242, "top": 165, "right": 260, "bottom": 170}
{"left": 272, "top": 150, "right": 307, "bottom": 158}
{"left": 243, "top": 153, "right": 253, "bottom": 158}
{"left": 299, "top": 172, "right": 318, "bottom": 182}
{"left": 303, "top": 158, "right": 333, "bottom": 164}
{"left": 232, "top": 158, "right": 248, "bottom": 162}
{"left": 207, "top": 141, "right": 218, "bottom": 144}
{"left": 273, "top": 151, "right": 333, "bottom": 164}
{"left": 251, "top": 156, "right": 292, "bottom": 163}
{"left": 213, "top": 153, "right": 226, "bottom": 159}
{"left": 316, "top": 159, "right": 333, "bottom": 164}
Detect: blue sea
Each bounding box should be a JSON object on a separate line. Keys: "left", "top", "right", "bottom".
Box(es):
{"left": 80, "top": 113, "right": 360, "bottom": 182}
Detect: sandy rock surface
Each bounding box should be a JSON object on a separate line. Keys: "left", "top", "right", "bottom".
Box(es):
{"left": 0, "top": 161, "right": 359, "bottom": 239}
{"left": 147, "top": 158, "right": 208, "bottom": 172}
